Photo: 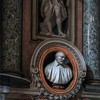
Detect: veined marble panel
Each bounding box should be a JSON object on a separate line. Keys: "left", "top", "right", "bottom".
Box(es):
{"left": 83, "top": 0, "right": 100, "bottom": 79}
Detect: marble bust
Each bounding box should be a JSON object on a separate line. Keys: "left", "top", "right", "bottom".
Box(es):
{"left": 45, "top": 51, "right": 72, "bottom": 88}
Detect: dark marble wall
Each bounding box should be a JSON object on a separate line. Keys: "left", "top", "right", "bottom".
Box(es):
{"left": 1, "top": 0, "right": 23, "bottom": 74}
{"left": 0, "top": 0, "right": 2, "bottom": 69}
{"left": 83, "top": 0, "right": 100, "bottom": 80}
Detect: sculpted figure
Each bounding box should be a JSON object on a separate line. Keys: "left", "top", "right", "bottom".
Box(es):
{"left": 41, "top": 0, "right": 67, "bottom": 37}
{"left": 45, "top": 51, "right": 72, "bottom": 89}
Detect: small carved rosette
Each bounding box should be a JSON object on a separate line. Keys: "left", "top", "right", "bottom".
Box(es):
{"left": 30, "top": 38, "right": 86, "bottom": 99}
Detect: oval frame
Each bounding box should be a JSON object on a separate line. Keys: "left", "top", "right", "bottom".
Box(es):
{"left": 30, "top": 38, "right": 86, "bottom": 99}
{"left": 39, "top": 47, "right": 78, "bottom": 94}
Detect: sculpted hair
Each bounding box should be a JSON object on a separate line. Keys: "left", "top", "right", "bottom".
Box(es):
{"left": 55, "top": 51, "right": 65, "bottom": 58}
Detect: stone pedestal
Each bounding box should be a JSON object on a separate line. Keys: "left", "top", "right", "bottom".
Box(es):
{"left": 0, "top": 0, "right": 30, "bottom": 88}
{"left": 83, "top": 0, "right": 100, "bottom": 93}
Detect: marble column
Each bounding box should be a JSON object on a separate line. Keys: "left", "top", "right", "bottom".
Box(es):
{"left": 1, "top": 0, "right": 22, "bottom": 75}
{"left": 0, "top": 0, "right": 30, "bottom": 87}
{"left": 83, "top": 0, "right": 100, "bottom": 92}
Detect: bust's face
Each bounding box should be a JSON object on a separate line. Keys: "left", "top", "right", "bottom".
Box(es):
{"left": 56, "top": 52, "right": 65, "bottom": 65}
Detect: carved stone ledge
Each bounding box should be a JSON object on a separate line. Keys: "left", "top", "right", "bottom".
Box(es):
{"left": 0, "top": 86, "right": 40, "bottom": 100}
{"left": 84, "top": 84, "right": 100, "bottom": 93}
{"left": 0, "top": 73, "right": 30, "bottom": 88}
{"left": 77, "top": 91, "right": 100, "bottom": 100}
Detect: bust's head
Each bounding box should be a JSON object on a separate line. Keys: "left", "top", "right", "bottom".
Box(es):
{"left": 55, "top": 51, "right": 65, "bottom": 65}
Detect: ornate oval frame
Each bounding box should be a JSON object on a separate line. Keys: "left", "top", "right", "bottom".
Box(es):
{"left": 30, "top": 38, "right": 86, "bottom": 99}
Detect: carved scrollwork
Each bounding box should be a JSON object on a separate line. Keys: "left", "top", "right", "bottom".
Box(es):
{"left": 30, "top": 65, "right": 38, "bottom": 74}
{"left": 30, "top": 38, "right": 87, "bottom": 99}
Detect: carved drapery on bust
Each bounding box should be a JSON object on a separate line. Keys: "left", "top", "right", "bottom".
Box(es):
{"left": 45, "top": 51, "right": 72, "bottom": 87}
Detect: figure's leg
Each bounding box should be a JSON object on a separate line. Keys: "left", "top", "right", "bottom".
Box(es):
{"left": 54, "top": 5, "right": 64, "bottom": 35}
{"left": 43, "top": 2, "right": 53, "bottom": 35}
{"left": 45, "top": 21, "right": 52, "bottom": 35}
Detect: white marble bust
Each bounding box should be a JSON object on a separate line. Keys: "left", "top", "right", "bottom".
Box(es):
{"left": 45, "top": 51, "right": 72, "bottom": 85}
